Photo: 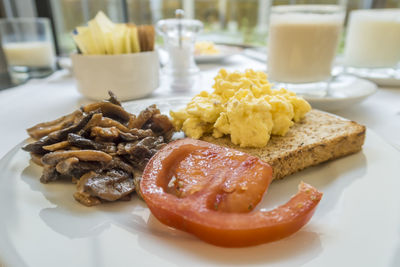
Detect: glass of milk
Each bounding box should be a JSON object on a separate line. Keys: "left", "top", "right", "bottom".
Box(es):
{"left": 343, "top": 9, "right": 400, "bottom": 78}
{"left": 267, "top": 4, "right": 345, "bottom": 96}
{"left": 0, "top": 18, "right": 56, "bottom": 81}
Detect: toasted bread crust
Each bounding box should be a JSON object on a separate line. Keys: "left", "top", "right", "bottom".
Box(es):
{"left": 202, "top": 109, "right": 366, "bottom": 180}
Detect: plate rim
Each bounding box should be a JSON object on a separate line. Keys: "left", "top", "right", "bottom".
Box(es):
{"left": 195, "top": 45, "right": 242, "bottom": 62}
{"left": 303, "top": 76, "right": 378, "bottom": 102}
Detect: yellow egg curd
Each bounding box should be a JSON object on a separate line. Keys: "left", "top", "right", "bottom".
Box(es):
{"left": 194, "top": 41, "right": 220, "bottom": 55}
{"left": 170, "top": 69, "right": 311, "bottom": 148}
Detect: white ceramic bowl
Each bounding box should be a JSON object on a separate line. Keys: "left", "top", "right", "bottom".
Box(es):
{"left": 71, "top": 51, "right": 159, "bottom": 101}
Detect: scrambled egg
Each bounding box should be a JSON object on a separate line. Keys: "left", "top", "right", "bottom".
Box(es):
{"left": 194, "top": 41, "right": 220, "bottom": 55}
{"left": 170, "top": 69, "right": 311, "bottom": 148}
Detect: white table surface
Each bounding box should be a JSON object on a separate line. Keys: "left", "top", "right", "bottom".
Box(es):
{"left": 0, "top": 54, "right": 399, "bottom": 160}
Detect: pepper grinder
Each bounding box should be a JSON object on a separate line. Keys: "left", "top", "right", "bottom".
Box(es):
{"left": 156, "top": 9, "right": 203, "bottom": 90}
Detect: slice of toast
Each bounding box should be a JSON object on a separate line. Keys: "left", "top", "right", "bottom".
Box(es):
{"left": 201, "top": 109, "right": 366, "bottom": 180}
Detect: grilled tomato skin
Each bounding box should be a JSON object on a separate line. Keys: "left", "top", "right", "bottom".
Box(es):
{"left": 140, "top": 138, "right": 322, "bottom": 247}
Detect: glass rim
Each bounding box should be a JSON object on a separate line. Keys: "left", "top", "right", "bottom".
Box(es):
{"left": 271, "top": 4, "right": 345, "bottom": 14}
{"left": 0, "top": 17, "right": 50, "bottom": 26}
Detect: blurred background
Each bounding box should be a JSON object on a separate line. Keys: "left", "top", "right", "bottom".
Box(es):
{"left": 0, "top": 0, "right": 399, "bottom": 57}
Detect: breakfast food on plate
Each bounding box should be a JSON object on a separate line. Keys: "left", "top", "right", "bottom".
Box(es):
{"left": 22, "top": 92, "right": 174, "bottom": 206}
{"left": 170, "top": 69, "right": 311, "bottom": 148}
{"left": 21, "top": 68, "right": 366, "bottom": 248}
{"left": 141, "top": 138, "right": 322, "bottom": 247}
{"left": 72, "top": 11, "right": 154, "bottom": 55}
{"left": 170, "top": 69, "right": 366, "bottom": 179}
{"left": 194, "top": 41, "right": 220, "bottom": 55}
{"left": 151, "top": 68, "right": 364, "bottom": 246}
{"left": 204, "top": 109, "right": 366, "bottom": 180}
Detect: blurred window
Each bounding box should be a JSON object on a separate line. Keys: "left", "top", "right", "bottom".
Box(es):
{"left": 194, "top": 0, "right": 268, "bottom": 46}
{"left": 49, "top": 0, "right": 271, "bottom": 55}
{"left": 50, "top": 0, "right": 126, "bottom": 55}
{"left": 126, "top": 0, "right": 183, "bottom": 25}
{"left": 1, "top": 0, "right": 399, "bottom": 55}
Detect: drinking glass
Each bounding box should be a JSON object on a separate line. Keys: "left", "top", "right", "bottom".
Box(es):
{"left": 343, "top": 9, "right": 400, "bottom": 79}
{"left": 0, "top": 18, "right": 56, "bottom": 82}
{"left": 267, "top": 2, "right": 345, "bottom": 96}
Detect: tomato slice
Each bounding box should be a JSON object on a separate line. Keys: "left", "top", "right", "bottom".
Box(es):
{"left": 140, "top": 138, "right": 322, "bottom": 247}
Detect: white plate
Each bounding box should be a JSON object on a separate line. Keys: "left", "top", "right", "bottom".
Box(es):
{"left": 1, "top": 98, "right": 400, "bottom": 267}
{"left": 333, "top": 65, "right": 400, "bottom": 88}
{"left": 357, "top": 76, "right": 400, "bottom": 88}
{"left": 345, "top": 70, "right": 400, "bottom": 88}
{"left": 303, "top": 75, "right": 378, "bottom": 112}
{"left": 195, "top": 45, "right": 242, "bottom": 63}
